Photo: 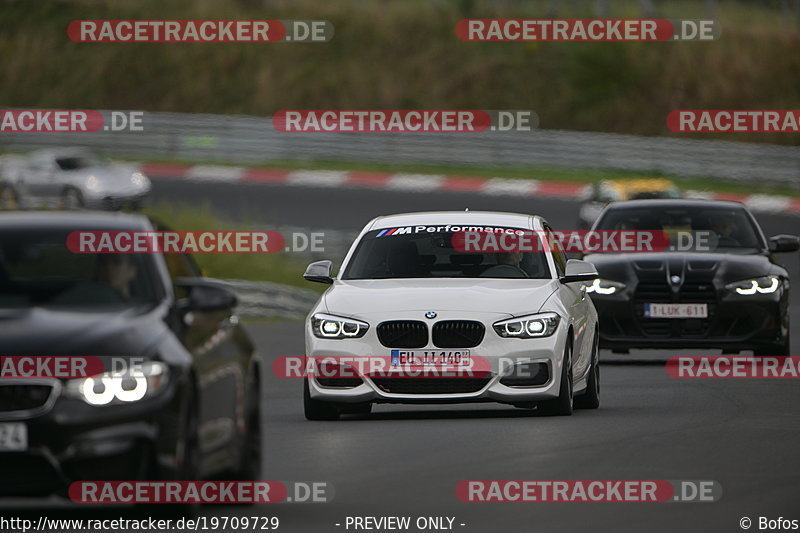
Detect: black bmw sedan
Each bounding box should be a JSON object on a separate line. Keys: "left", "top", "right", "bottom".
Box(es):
{"left": 584, "top": 199, "right": 799, "bottom": 355}
{"left": 0, "top": 212, "right": 261, "bottom": 499}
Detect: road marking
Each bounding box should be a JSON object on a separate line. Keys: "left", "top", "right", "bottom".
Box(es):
{"left": 481, "top": 177, "right": 540, "bottom": 196}
{"left": 186, "top": 165, "right": 245, "bottom": 182}
{"left": 386, "top": 173, "right": 446, "bottom": 191}
{"left": 287, "top": 170, "right": 349, "bottom": 187}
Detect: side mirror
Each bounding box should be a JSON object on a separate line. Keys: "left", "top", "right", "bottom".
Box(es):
{"left": 560, "top": 259, "right": 599, "bottom": 284}
{"left": 174, "top": 278, "right": 238, "bottom": 311}
{"left": 769, "top": 234, "right": 800, "bottom": 253}
{"left": 303, "top": 260, "right": 334, "bottom": 284}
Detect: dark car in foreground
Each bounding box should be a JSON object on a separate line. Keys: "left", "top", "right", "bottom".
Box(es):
{"left": 584, "top": 200, "right": 799, "bottom": 355}
{"left": 0, "top": 212, "right": 261, "bottom": 500}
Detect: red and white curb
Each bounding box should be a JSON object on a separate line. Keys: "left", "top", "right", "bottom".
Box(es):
{"left": 138, "top": 162, "right": 800, "bottom": 215}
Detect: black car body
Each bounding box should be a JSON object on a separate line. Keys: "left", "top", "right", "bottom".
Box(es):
{"left": 584, "top": 200, "right": 798, "bottom": 355}
{"left": 0, "top": 212, "right": 261, "bottom": 500}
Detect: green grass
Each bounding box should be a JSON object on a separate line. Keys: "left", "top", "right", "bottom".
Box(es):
{"left": 1, "top": 0, "right": 799, "bottom": 144}
{"left": 142, "top": 202, "right": 324, "bottom": 291}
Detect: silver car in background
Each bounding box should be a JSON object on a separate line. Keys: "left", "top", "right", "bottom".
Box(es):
{"left": 0, "top": 148, "right": 150, "bottom": 210}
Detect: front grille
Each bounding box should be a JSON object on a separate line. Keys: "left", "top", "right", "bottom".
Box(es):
{"left": 432, "top": 321, "right": 485, "bottom": 348}
{"left": 635, "top": 281, "right": 672, "bottom": 301}
{"left": 0, "top": 384, "right": 54, "bottom": 413}
{"left": 377, "top": 321, "right": 428, "bottom": 348}
{"left": 371, "top": 378, "right": 491, "bottom": 395}
{"left": 680, "top": 282, "right": 717, "bottom": 303}
{"left": 639, "top": 319, "right": 672, "bottom": 337}
{"left": 634, "top": 279, "right": 717, "bottom": 337}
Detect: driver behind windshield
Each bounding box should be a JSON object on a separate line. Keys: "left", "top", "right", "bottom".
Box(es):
{"left": 51, "top": 254, "right": 138, "bottom": 305}
{"left": 709, "top": 213, "right": 741, "bottom": 247}
{"left": 95, "top": 254, "right": 137, "bottom": 297}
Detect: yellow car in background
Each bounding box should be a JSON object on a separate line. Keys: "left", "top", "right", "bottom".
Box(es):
{"left": 577, "top": 178, "right": 682, "bottom": 229}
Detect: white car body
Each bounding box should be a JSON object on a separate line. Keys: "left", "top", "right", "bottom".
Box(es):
{"left": 1, "top": 148, "right": 150, "bottom": 209}
{"left": 303, "top": 211, "right": 600, "bottom": 419}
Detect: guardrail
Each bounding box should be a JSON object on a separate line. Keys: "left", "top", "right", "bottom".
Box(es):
{"left": 1, "top": 110, "right": 799, "bottom": 185}
{"left": 221, "top": 279, "right": 319, "bottom": 319}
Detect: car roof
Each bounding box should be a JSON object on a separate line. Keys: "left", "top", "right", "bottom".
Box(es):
{"left": 0, "top": 211, "right": 153, "bottom": 231}
{"left": 602, "top": 198, "right": 746, "bottom": 210}
{"left": 367, "top": 210, "right": 541, "bottom": 230}
{"left": 29, "top": 147, "right": 95, "bottom": 158}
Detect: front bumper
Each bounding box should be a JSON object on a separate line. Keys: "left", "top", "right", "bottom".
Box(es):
{"left": 305, "top": 313, "right": 568, "bottom": 405}
{"left": 83, "top": 187, "right": 149, "bottom": 209}
{"left": 592, "top": 291, "right": 786, "bottom": 351}
{"left": 0, "top": 379, "right": 179, "bottom": 499}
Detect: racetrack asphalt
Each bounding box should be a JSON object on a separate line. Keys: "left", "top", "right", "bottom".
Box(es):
{"left": 6, "top": 175, "right": 799, "bottom": 533}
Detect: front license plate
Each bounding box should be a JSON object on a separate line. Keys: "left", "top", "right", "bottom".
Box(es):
{"left": 0, "top": 423, "right": 28, "bottom": 452}
{"left": 391, "top": 350, "right": 471, "bottom": 367}
{"left": 644, "top": 303, "right": 708, "bottom": 318}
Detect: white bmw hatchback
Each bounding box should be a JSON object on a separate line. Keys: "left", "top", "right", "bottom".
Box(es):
{"left": 302, "top": 211, "right": 600, "bottom": 419}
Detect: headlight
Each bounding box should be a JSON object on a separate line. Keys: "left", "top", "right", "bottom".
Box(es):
{"left": 493, "top": 312, "right": 560, "bottom": 338}
{"left": 131, "top": 171, "right": 150, "bottom": 188}
{"left": 725, "top": 275, "right": 780, "bottom": 295}
{"left": 586, "top": 278, "right": 626, "bottom": 295}
{"left": 85, "top": 175, "right": 100, "bottom": 191}
{"left": 312, "top": 313, "right": 369, "bottom": 339}
{"left": 65, "top": 361, "right": 169, "bottom": 406}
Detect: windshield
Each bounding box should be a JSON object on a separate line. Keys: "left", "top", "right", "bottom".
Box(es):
{"left": 55, "top": 154, "right": 105, "bottom": 171}
{"left": 342, "top": 227, "right": 552, "bottom": 279}
{"left": 594, "top": 205, "right": 764, "bottom": 252}
{"left": 0, "top": 229, "right": 163, "bottom": 309}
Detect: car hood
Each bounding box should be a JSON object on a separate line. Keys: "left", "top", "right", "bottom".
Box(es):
{"left": 0, "top": 305, "right": 167, "bottom": 356}
{"left": 321, "top": 278, "right": 559, "bottom": 318}
{"left": 583, "top": 251, "right": 777, "bottom": 285}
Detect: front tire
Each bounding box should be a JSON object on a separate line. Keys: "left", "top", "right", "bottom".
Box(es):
{"left": 230, "top": 370, "right": 262, "bottom": 481}
{"left": 142, "top": 381, "right": 200, "bottom": 518}
{"left": 754, "top": 335, "right": 790, "bottom": 357}
{"left": 303, "top": 379, "right": 340, "bottom": 420}
{"left": 538, "top": 338, "right": 574, "bottom": 416}
{"left": 0, "top": 184, "right": 20, "bottom": 210}
{"left": 61, "top": 187, "right": 84, "bottom": 209}
{"left": 574, "top": 332, "right": 600, "bottom": 410}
